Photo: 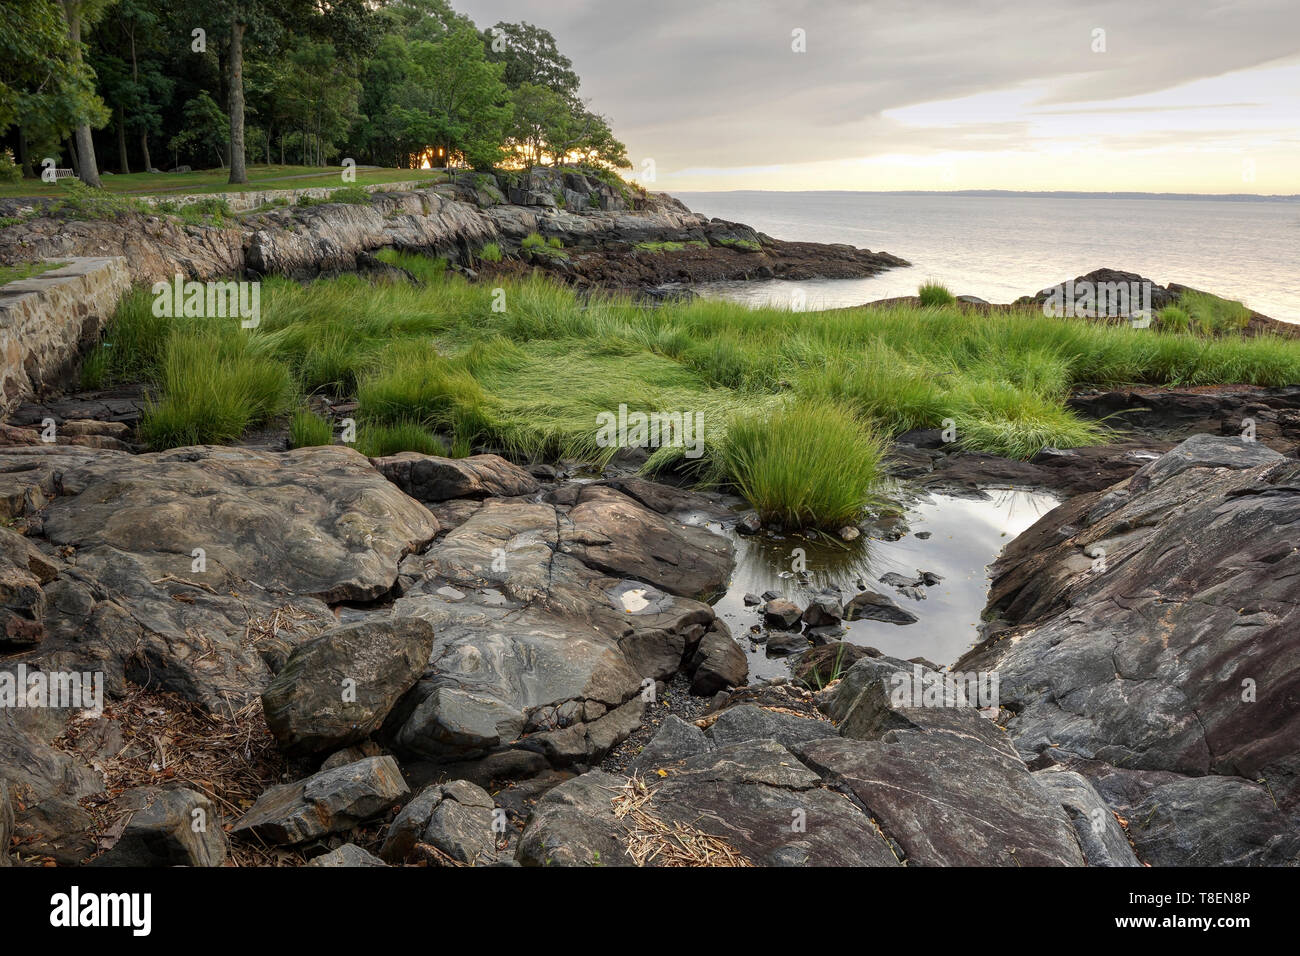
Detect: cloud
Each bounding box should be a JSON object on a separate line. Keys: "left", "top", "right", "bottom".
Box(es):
{"left": 454, "top": 0, "right": 1300, "bottom": 189}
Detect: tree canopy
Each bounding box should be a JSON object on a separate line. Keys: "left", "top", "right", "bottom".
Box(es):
{"left": 0, "top": 0, "right": 631, "bottom": 183}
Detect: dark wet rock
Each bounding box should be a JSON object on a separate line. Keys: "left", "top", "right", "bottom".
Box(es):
{"left": 705, "top": 704, "right": 837, "bottom": 750}
{"left": 371, "top": 452, "right": 539, "bottom": 502}
{"left": 1033, "top": 768, "right": 1138, "bottom": 867}
{"left": 801, "top": 589, "right": 843, "bottom": 627}
{"left": 382, "top": 487, "right": 727, "bottom": 766}
{"left": 919, "top": 570, "right": 942, "bottom": 586}
{"left": 561, "top": 484, "right": 734, "bottom": 601}
{"left": 262, "top": 618, "right": 436, "bottom": 757}
{"left": 0, "top": 526, "right": 59, "bottom": 650}
{"left": 798, "top": 721, "right": 1084, "bottom": 866}
{"left": 762, "top": 598, "right": 803, "bottom": 629}
{"left": 844, "top": 590, "right": 918, "bottom": 625}
{"left": 595, "top": 475, "right": 731, "bottom": 519}
{"left": 232, "top": 756, "right": 409, "bottom": 845}
{"left": 960, "top": 434, "right": 1300, "bottom": 864}
{"left": 517, "top": 741, "right": 899, "bottom": 867}
{"left": 790, "top": 643, "right": 879, "bottom": 689}
{"left": 307, "top": 843, "right": 387, "bottom": 867}
{"left": 1082, "top": 763, "right": 1300, "bottom": 867}
{"left": 743, "top": 593, "right": 761, "bottom": 606}
{"left": 628, "top": 714, "right": 711, "bottom": 773}
{"left": 92, "top": 788, "right": 226, "bottom": 867}
{"left": 737, "top": 513, "right": 762, "bottom": 535}
{"left": 687, "top": 624, "right": 747, "bottom": 696}
{"left": 379, "top": 779, "right": 500, "bottom": 865}
{"left": 879, "top": 571, "right": 923, "bottom": 589}
{"left": 0, "top": 445, "right": 436, "bottom": 711}
{"left": 764, "top": 631, "right": 809, "bottom": 656}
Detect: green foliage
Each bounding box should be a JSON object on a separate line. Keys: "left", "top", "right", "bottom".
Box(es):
{"left": 720, "top": 401, "right": 885, "bottom": 528}
{"left": 1157, "top": 305, "right": 1190, "bottom": 334}
{"left": 1180, "top": 289, "right": 1252, "bottom": 334}
{"left": 0, "top": 149, "right": 20, "bottom": 184}
{"left": 289, "top": 409, "right": 334, "bottom": 447}
{"left": 918, "top": 280, "right": 956, "bottom": 306}
{"left": 356, "top": 421, "right": 446, "bottom": 457}
{"left": 139, "top": 334, "right": 294, "bottom": 449}
{"left": 0, "top": 260, "right": 66, "bottom": 286}
{"left": 49, "top": 179, "right": 148, "bottom": 220}
{"left": 156, "top": 196, "right": 234, "bottom": 226}
{"left": 478, "top": 242, "right": 502, "bottom": 262}
{"left": 520, "top": 232, "right": 545, "bottom": 250}
{"left": 715, "top": 237, "right": 761, "bottom": 252}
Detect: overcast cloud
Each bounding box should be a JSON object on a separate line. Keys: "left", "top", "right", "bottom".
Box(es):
{"left": 457, "top": 0, "right": 1300, "bottom": 191}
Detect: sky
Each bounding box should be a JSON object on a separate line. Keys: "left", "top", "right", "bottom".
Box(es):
{"left": 457, "top": 0, "right": 1300, "bottom": 193}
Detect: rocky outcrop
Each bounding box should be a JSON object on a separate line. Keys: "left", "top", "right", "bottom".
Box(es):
{"left": 958, "top": 434, "right": 1300, "bottom": 865}
{"left": 91, "top": 787, "right": 227, "bottom": 867}
{"left": 0, "top": 173, "right": 908, "bottom": 293}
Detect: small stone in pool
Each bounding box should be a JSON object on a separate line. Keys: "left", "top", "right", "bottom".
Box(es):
{"left": 761, "top": 590, "right": 780, "bottom": 602}
{"left": 743, "top": 593, "right": 761, "bottom": 606}
{"left": 915, "top": 531, "right": 932, "bottom": 539}
{"left": 880, "top": 571, "right": 924, "bottom": 589}
{"left": 920, "top": 571, "right": 943, "bottom": 586}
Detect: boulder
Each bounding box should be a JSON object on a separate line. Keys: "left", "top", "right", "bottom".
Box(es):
{"left": 92, "top": 788, "right": 226, "bottom": 867}
{"left": 232, "top": 756, "right": 409, "bottom": 845}
{"left": 844, "top": 590, "right": 918, "bottom": 624}
{"left": 262, "top": 618, "right": 435, "bottom": 756}
{"left": 371, "top": 452, "right": 539, "bottom": 502}
{"left": 379, "top": 779, "right": 500, "bottom": 865}
{"left": 961, "top": 435, "right": 1300, "bottom": 864}
{"left": 762, "top": 599, "right": 803, "bottom": 629}
{"left": 801, "top": 589, "right": 843, "bottom": 627}
{"left": 307, "top": 844, "right": 387, "bottom": 867}
{"left": 687, "top": 625, "right": 747, "bottom": 695}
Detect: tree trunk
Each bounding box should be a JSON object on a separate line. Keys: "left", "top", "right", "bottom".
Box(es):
{"left": 17, "top": 127, "right": 32, "bottom": 178}
{"left": 66, "top": 137, "right": 80, "bottom": 176}
{"left": 227, "top": 11, "right": 248, "bottom": 184}
{"left": 140, "top": 132, "right": 152, "bottom": 172}
{"left": 61, "top": 2, "right": 102, "bottom": 187}
{"left": 116, "top": 105, "right": 130, "bottom": 173}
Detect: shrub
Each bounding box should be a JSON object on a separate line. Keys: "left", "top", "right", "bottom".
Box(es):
{"left": 49, "top": 180, "right": 148, "bottom": 221}
{"left": 918, "top": 280, "right": 956, "bottom": 307}
{"left": 479, "top": 242, "right": 502, "bottom": 263}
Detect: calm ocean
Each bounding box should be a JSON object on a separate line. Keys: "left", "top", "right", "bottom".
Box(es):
{"left": 675, "top": 191, "right": 1300, "bottom": 323}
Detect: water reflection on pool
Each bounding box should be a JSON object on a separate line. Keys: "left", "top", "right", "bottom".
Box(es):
{"left": 704, "top": 487, "right": 1060, "bottom": 680}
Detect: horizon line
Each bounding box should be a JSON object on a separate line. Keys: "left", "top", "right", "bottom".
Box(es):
{"left": 663, "top": 187, "right": 1300, "bottom": 200}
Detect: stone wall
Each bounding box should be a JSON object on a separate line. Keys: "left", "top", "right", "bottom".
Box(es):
{"left": 0, "top": 257, "right": 130, "bottom": 416}
{"left": 139, "top": 178, "right": 441, "bottom": 213}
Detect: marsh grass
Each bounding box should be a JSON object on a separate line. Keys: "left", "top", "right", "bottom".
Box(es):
{"left": 289, "top": 409, "right": 334, "bottom": 448}
{"left": 918, "top": 280, "right": 956, "bottom": 307}
{"left": 99, "top": 255, "right": 1300, "bottom": 527}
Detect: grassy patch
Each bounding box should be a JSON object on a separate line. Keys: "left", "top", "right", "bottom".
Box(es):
{"left": 289, "top": 409, "right": 334, "bottom": 448}
{"left": 0, "top": 260, "right": 66, "bottom": 285}
{"left": 714, "top": 237, "right": 761, "bottom": 252}
{"left": 93, "top": 254, "right": 1300, "bottom": 527}
{"left": 720, "top": 400, "right": 884, "bottom": 528}
{"left": 478, "top": 242, "right": 502, "bottom": 263}
{"left": 636, "top": 240, "right": 708, "bottom": 253}
{"left": 1180, "top": 289, "right": 1252, "bottom": 334}
{"left": 918, "top": 280, "right": 956, "bottom": 307}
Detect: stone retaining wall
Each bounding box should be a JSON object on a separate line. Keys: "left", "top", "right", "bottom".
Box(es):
{"left": 140, "top": 178, "right": 441, "bottom": 213}
{"left": 0, "top": 257, "right": 130, "bottom": 416}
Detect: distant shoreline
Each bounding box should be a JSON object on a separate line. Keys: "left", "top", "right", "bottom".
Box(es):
{"left": 673, "top": 188, "right": 1300, "bottom": 202}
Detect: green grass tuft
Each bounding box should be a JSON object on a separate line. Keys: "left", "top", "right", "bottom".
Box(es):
{"left": 918, "top": 280, "right": 956, "bottom": 307}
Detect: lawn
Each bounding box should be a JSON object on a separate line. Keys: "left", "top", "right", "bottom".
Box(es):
{"left": 0, "top": 260, "right": 68, "bottom": 285}
{"left": 0, "top": 165, "right": 448, "bottom": 200}
{"left": 81, "top": 255, "right": 1300, "bottom": 528}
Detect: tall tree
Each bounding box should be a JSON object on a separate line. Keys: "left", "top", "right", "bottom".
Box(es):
{"left": 58, "top": 0, "right": 117, "bottom": 186}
